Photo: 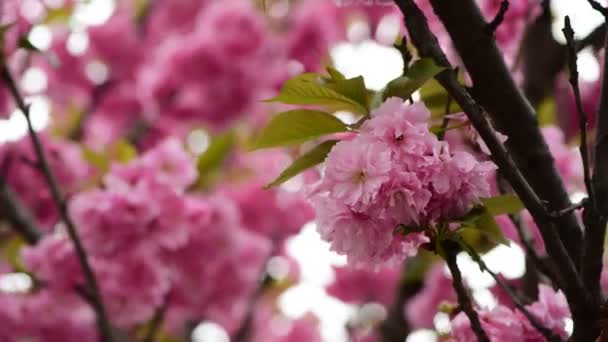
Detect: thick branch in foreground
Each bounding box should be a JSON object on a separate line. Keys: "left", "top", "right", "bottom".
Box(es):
{"left": 0, "top": 65, "right": 114, "bottom": 342}
{"left": 585, "top": 1, "right": 608, "bottom": 317}
{"left": 391, "top": 1, "right": 593, "bottom": 340}
{"left": 443, "top": 241, "right": 489, "bottom": 342}
{"left": 423, "top": 0, "right": 583, "bottom": 265}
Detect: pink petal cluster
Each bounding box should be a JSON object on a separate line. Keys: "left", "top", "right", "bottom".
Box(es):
{"left": 22, "top": 139, "right": 271, "bottom": 332}
{"left": 248, "top": 301, "right": 322, "bottom": 342}
{"left": 0, "top": 291, "right": 96, "bottom": 342}
{"left": 327, "top": 264, "right": 401, "bottom": 306}
{"left": 0, "top": 134, "right": 91, "bottom": 229}
{"left": 405, "top": 263, "right": 456, "bottom": 328}
{"left": 450, "top": 285, "right": 571, "bottom": 341}
{"left": 310, "top": 98, "right": 495, "bottom": 265}
{"left": 138, "top": 1, "right": 286, "bottom": 130}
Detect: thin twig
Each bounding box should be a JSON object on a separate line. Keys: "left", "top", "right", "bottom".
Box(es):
{"left": 0, "top": 175, "right": 42, "bottom": 244}
{"left": 142, "top": 302, "right": 168, "bottom": 342}
{"left": 443, "top": 240, "right": 489, "bottom": 342}
{"left": 0, "top": 65, "right": 114, "bottom": 342}
{"left": 459, "top": 239, "right": 564, "bottom": 342}
{"left": 548, "top": 198, "right": 587, "bottom": 219}
{"left": 562, "top": 16, "right": 596, "bottom": 212}
{"left": 588, "top": 0, "right": 608, "bottom": 17}
{"left": 486, "top": 0, "right": 510, "bottom": 35}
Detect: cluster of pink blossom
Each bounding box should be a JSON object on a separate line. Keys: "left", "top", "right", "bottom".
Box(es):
{"left": 14, "top": 139, "right": 274, "bottom": 336}
{"left": 327, "top": 264, "right": 401, "bottom": 306}
{"left": 450, "top": 285, "right": 571, "bottom": 341}
{"left": 405, "top": 263, "right": 456, "bottom": 329}
{"left": 310, "top": 97, "right": 495, "bottom": 265}
{"left": 0, "top": 291, "right": 96, "bottom": 341}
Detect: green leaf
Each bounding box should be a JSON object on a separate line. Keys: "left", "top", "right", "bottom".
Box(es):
{"left": 459, "top": 206, "right": 509, "bottom": 246}
{"left": 265, "top": 140, "right": 338, "bottom": 188}
{"left": 382, "top": 58, "right": 446, "bottom": 101}
{"left": 326, "top": 66, "right": 346, "bottom": 81}
{"left": 254, "top": 110, "right": 347, "bottom": 150}
{"left": 81, "top": 139, "right": 137, "bottom": 173}
{"left": 267, "top": 74, "right": 368, "bottom": 114}
{"left": 419, "top": 79, "right": 462, "bottom": 118}
{"left": 197, "top": 131, "right": 235, "bottom": 175}
{"left": 481, "top": 195, "right": 524, "bottom": 216}
{"left": 325, "top": 76, "right": 369, "bottom": 111}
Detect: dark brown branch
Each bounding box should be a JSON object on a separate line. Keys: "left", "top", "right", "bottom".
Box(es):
{"left": 563, "top": 17, "right": 596, "bottom": 211}
{"left": 486, "top": 0, "right": 509, "bottom": 35}
{"left": 0, "top": 177, "right": 42, "bottom": 244}
{"left": 391, "top": 1, "right": 594, "bottom": 340}
{"left": 421, "top": 0, "right": 584, "bottom": 266}
{"left": 548, "top": 198, "right": 587, "bottom": 219}
{"left": 588, "top": 0, "right": 608, "bottom": 17}
{"left": 583, "top": 5, "right": 608, "bottom": 327}
{"left": 461, "top": 241, "right": 563, "bottom": 341}
{"left": 576, "top": 23, "right": 606, "bottom": 52}
{"left": 0, "top": 65, "right": 114, "bottom": 342}
{"left": 443, "top": 240, "right": 489, "bottom": 342}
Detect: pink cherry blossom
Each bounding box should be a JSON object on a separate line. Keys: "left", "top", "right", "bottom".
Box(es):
{"left": 405, "top": 263, "right": 456, "bottom": 329}
{"left": 327, "top": 264, "right": 401, "bottom": 306}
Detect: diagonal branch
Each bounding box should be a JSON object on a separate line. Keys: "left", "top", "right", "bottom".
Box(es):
{"left": 0, "top": 65, "right": 114, "bottom": 342}
{"left": 459, "top": 239, "right": 564, "bottom": 341}
{"left": 443, "top": 240, "right": 489, "bottom": 342}
{"left": 391, "top": 1, "right": 593, "bottom": 340}
{"left": 562, "top": 16, "right": 596, "bottom": 210}
{"left": 486, "top": 0, "right": 510, "bottom": 35}
{"left": 584, "top": 0, "right": 608, "bottom": 321}
{"left": 420, "top": 0, "right": 584, "bottom": 266}
{"left": 0, "top": 176, "right": 42, "bottom": 244}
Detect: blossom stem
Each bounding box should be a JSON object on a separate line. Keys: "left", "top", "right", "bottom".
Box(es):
{"left": 442, "top": 240, "right": 489, "bottom": 342}
{"left": 0, "top": 65, "right": 115, "bottom": 342}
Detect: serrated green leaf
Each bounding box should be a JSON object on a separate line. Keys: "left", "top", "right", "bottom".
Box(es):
{"left": 267, "top": 74, "right": 368, "bottom": 114}
{"left": 382, "top": 58, "right": 446, "bottom": 101}
{"left": 265, "top": 140, "right": 338, "bottom": 188}
{"left": 481, "top": 195, "right": 524, "bottom": 216}
{"left": 254, "top": 110, "right": 347, "bottom": 150}
{"left": 325, "top": 76, "right": 369, "bottom": 111}
{"left": 326, "top": 66, "right": 346, "bottom": 81}
{"left": 197, "top": 131, "right": 235, "bottom": 175}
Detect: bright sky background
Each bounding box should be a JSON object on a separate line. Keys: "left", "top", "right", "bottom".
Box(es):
{"left": 0, "top": 0, "right": 602, "bottom": 341}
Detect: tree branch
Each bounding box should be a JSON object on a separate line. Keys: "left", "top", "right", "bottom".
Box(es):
{"left": 460, "top": 240, "right": 564, "bottom": 341}
{"left": 443, "top": 240, "right": 489, "bottom": 342}
{"left": 421, "top": 0, "right": 584, "bottom": 266}
{"left": 562, "top": 16, "right": 596, "bottom": 210}
{"left": 391, "top": 1, "right": 593, "bottom": 340}
{"left": 0, "top": 65, "right": 114, "bottom": 342}
{"left": 486, "top": 0, "right": 509, "bottom": 35}
{"left": 0, "top": 176, "right": 42, "bottom": 244}
{"left": 583, "top": 0, "right": 608, "bottom": 326}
